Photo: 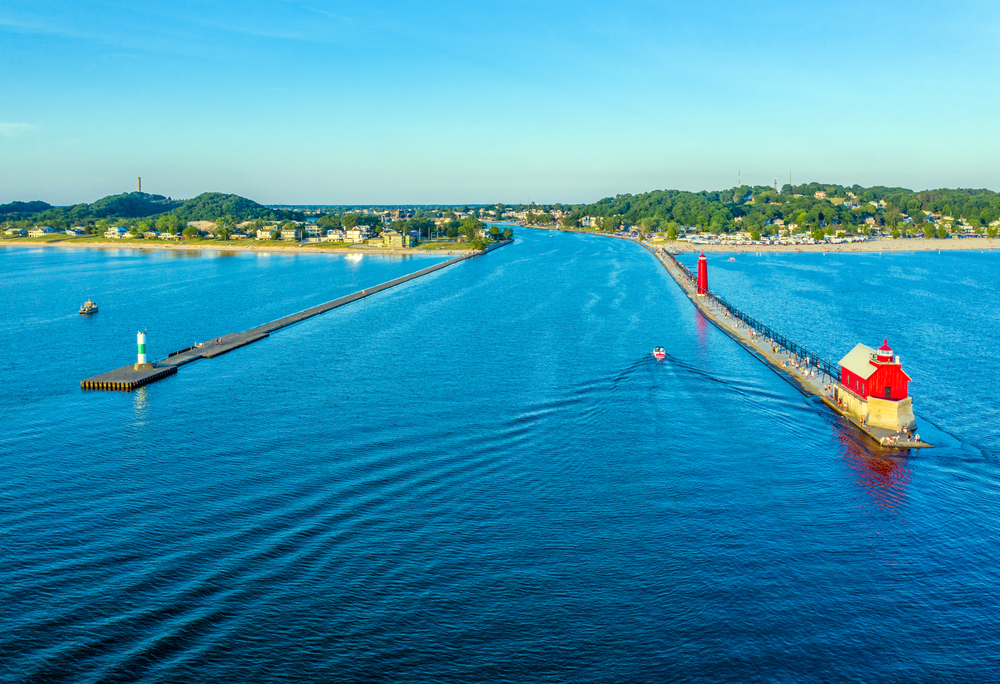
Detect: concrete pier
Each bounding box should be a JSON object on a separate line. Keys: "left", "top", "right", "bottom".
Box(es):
{"left": 81, "top": 240, "right": 513, "bottom": 391}
{"left": 80, "top": 364, "right": 177, "bottom": 391}
{"left": 643, "top": 243, "right": 931, "bottom": 450}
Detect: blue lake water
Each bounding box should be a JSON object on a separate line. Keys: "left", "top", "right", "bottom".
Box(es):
{"left": 2, "top": 236, "right": 999, "bottom": 682}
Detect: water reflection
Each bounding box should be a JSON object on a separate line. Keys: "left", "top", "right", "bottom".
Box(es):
{"left": 695, "top": 307, "right": 709, "bottom": 346}
{"left": 131, "top": 386, "right": 149, "bottom": 424}
{"left": 162, "top": 249, "right": 203, "bottom": 259}
{"left": 838, "top": 429, "right": 911, "bottom": 513}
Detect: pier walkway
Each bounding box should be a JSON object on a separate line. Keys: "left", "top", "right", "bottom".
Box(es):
{"left": 643, "top": 243, "right": 930, "bottom": 449}
{"left": 82, "top": 240, "right": 512, "bottom": 389}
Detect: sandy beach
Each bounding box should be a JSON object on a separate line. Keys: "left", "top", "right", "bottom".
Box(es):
{"left": 544, "top": 226, "right": 998, "bottom": 253}
{"left": 0, "top": 238, "right": 469, "bottom": 258}
{"left": 667, "top": 237, "right": 998, "bottom": 253}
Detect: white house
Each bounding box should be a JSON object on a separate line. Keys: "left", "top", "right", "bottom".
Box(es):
{"left": 104, "top": 226, "right": 127, "bottom": 239}
{"left": 345, "top": 227, "right": 371, "bottom": 243}
{"left": 323, "top": 229, "right": 346, "bottom": 242}
{"left": 28, "top": 226, "right": 55, "bottom": 238}
{"left": 280, "top": 227, "right": 301, "bottom": 241}
{"left": 256, "top": 228, "right": 273, "bottom": 240}
{"left": 304, "top": 225, "right": 322, "bottom": 238}
{"left": 4, "top": 227, "right": 26, "bottom": 236}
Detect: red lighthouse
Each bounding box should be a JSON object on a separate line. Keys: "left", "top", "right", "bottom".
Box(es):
{"left": 835, "top": 338, "right": 921, "bottom": 440}
{"left": 839, "top": 338, "right": 911, "bottom": 401}
{"left": 696, "top": 254, "right": 708, "bottom": 295}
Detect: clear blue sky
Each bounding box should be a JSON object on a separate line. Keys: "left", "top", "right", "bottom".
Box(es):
{"left": 2, "top": 0, "right": 998, "bottom": 205}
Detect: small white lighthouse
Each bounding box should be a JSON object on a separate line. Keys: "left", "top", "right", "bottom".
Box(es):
{"left": 134, "top": 331, "right": 154, "bottom": 370}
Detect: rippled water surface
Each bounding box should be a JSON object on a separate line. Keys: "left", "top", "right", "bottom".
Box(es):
{"left": 2, "top": 237, "right": 998, "bottom": 682}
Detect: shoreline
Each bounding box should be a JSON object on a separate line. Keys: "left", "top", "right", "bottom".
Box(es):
{"left": 0, "top": 238, "right": 472, "bottom": 258}
{"left": 541, "top": 226, "right": 997, "bottom": 253}
{"left": 662, "top": 237, "right": 997, "bottom": 253}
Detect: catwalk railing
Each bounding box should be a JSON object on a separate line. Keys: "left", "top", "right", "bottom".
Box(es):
{"left": 657, "top": 249, "right": 840, "bottom": 381}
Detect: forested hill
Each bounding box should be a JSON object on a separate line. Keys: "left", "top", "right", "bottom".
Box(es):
{"left": 550, "top": 183, "right": 1000, "bottom": 234}
{"left": 171, "top": 193, "right": 290, "bottom": 221}
{"left": 25, "top": 192, "right": 182, "bottom": 223}
{"left": 0, "top": 200, "right": 52, "bottom": 217}
{"left": 10, "top": 192, "right": 300, "bottom": 226}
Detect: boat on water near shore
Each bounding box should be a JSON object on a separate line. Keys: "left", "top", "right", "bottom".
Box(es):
{"left": 79, "top": 300, "right": 98, "bottom": 315}
{"left": 653, "top": 347, "right": 666, "bottom": 359}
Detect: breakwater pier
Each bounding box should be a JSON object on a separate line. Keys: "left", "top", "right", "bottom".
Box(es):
{"left": 645, "top": 244, "right": 931, "bottom": 449}
{"left": 81, "top": 240, "right": 512, "bottom": 391}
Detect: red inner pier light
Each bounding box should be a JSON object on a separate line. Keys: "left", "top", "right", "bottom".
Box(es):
{"left": 696, "top": 253, "right": 709, "bottom": 295}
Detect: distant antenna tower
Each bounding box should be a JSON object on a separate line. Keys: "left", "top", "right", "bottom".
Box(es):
{"left": 774, "top": 178, "right": 777, "bottom": 192}
{"left": 138, "top": 177, "right": 141, "bottom": 193}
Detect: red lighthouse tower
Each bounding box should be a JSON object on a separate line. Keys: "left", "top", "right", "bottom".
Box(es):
{"left": 696, "top": 254, "right": 709, "bottom": 295}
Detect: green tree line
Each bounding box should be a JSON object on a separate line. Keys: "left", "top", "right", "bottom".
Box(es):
{"left": 527, "top": 184, "right": 1000, "bottom": 236}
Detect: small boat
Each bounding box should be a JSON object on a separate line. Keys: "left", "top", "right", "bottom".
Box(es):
{"left": 79, "top": 299, "right": 98, "bottom": 315}
{"left": 653, "top": 346, "right": 666, "bottom": 359}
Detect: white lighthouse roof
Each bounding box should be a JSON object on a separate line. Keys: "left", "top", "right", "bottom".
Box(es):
{"left": 838, "top": 343, "right": 878, "bottom": 379}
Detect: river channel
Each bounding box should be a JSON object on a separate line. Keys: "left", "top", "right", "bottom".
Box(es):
{"left": 1, "top": 233, "right": 998, "bottom": 681}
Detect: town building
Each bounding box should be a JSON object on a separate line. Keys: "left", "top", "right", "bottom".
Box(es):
{"left": 345, "top": 227, "right": 371, "bottom": 243}
{"left": 28, "top": 226, "right": 55, "bottom": 238}
{"left": 280, "top": 227, "right": 301, "bottom": 241}
{"left": 323, "top": 229, "right": 346, "bottom": 242}
{"left": 382, "top": 229, "right": 417, "bottom": 248}
{"left": 104, "top": 226, "right": 127, "bottom": 239}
